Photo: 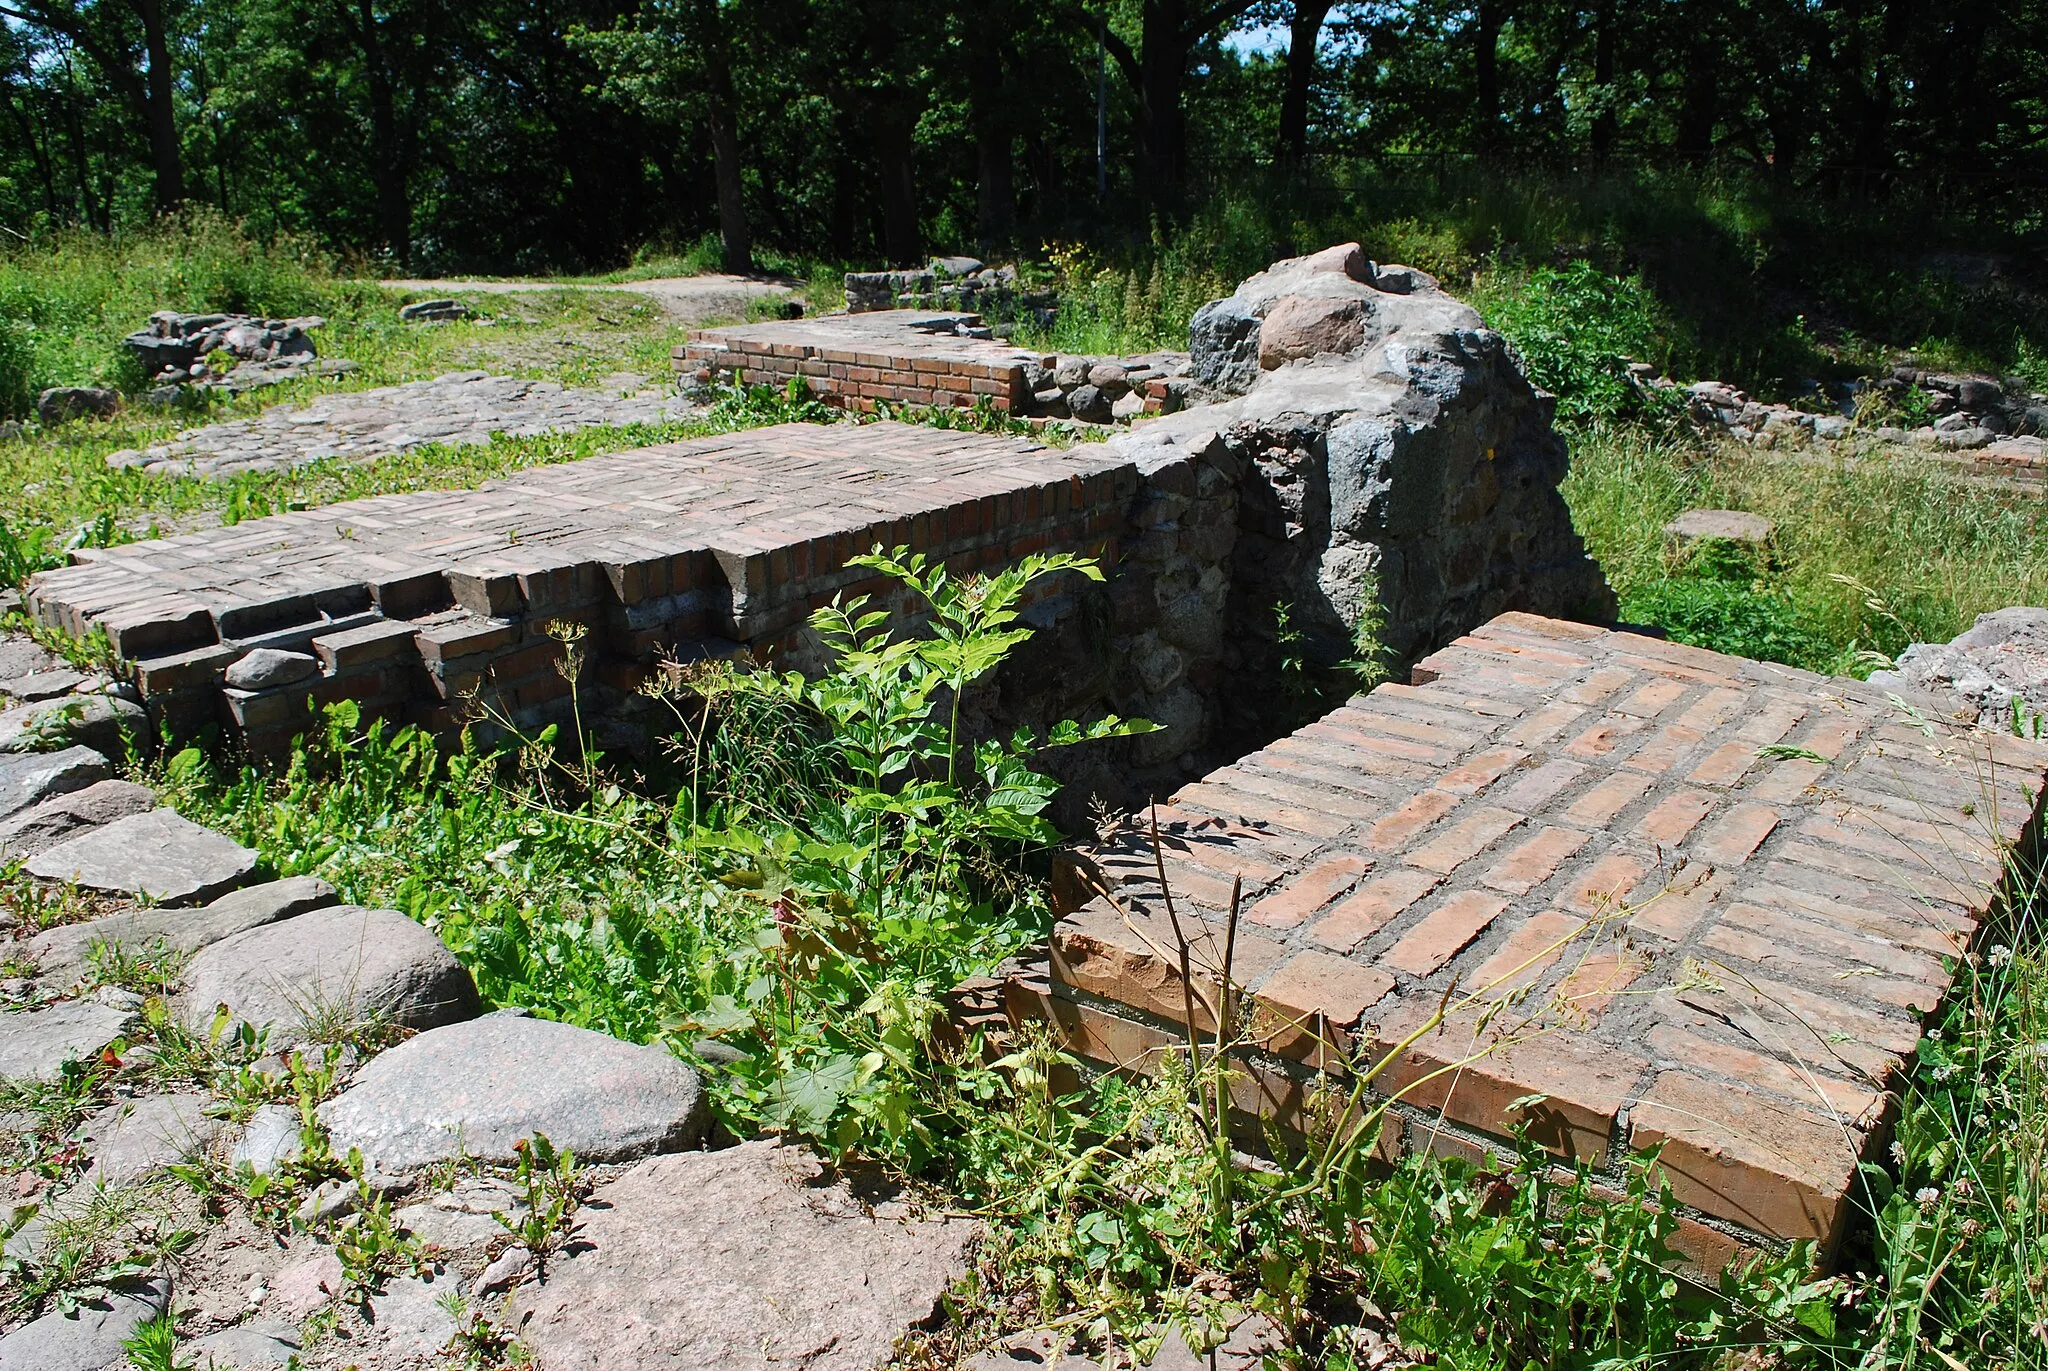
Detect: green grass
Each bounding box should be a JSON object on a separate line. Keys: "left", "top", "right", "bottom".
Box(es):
{"left": 1563, "top": 422, "right": 2048, "bottom": 672}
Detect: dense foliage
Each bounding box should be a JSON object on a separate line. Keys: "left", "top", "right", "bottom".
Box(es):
{"left": 3, "top": 0, "right": 2044, "bottom": 278}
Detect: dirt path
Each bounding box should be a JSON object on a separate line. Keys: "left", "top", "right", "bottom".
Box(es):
{"left": 377, "top": 273, "right": 798, "bottom": 323}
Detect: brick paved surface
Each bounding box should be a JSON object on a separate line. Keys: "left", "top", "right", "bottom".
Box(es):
{"left": 1034, "top": 612, "right": 2048, "bottom": 1262}
{"left": 27, "top": 422, "right": 1131, "bottom": 753}
{"left": 676, "top": 311, "right": 1049, "bottom": 413}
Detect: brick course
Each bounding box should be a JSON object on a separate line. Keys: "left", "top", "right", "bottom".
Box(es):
{"left": 1021, "top": 612, "right": 2048, "bottom": 1267}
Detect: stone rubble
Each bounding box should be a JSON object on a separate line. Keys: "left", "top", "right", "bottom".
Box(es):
{"left": 1649, "top": 364, "right": 2048, "bottom": 464}
{"left": 105, "top": 369, "right": 691, "bottom": 478}
{"left": 845, "top": 255, "right": 1055, "bottom": 324}
{"left": 123, "top": 309, "right": 323, "bottom": 389}
{"left": 1870, "top": 606, "right": 2048, "bottom": 734}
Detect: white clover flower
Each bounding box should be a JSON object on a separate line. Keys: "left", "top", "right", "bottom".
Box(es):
{"left": 1987, "top": 944, "right": 2013, "bottom": 966}
{"left": 1890, "top": 1141, "right": 1906, "bottom": 1165}
{"left": 1916, "top": 1187, "right": 1941, "bottom": 1210}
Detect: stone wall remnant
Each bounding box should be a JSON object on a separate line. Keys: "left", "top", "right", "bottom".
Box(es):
{"left": 1141, "top": 242, "right": 1613, "bottom": 683}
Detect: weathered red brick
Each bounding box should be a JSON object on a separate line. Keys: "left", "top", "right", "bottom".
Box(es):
{"left": 1381, "top": 890, "right": 1511, "bottom": 975}
{"left": 1311, "top": 870, "right": 1443, "bottom": 951}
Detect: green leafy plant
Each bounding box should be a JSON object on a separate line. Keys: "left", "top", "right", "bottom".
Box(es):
{"left": 494, "top": 1132, "right": 585, "bottom": 1271}
{"left": 1475, "top": 260, "right": 1680, "bottom": 421}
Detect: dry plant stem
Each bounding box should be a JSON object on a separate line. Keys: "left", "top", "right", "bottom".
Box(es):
{"left": 1150, "top": 803, "right": 1210, "bottom": 1105}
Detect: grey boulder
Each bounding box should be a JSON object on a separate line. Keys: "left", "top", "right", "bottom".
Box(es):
{"left": 28, "top": 874, "right": 338, "bottom": 978}
{"left": 182, "top": 1320, "right": 303, "bottom": 1369}
{"left": 28, "top": 809, "right": 259, "bottom": 905}
{"left": 1877, "top": 605, "right": 2048, "bottom": 731}
{"left": 0, "top": 778, "right": 156, "bottom": 857}
{"left": 318, "top": 1014, "right": 705, "bottom": 1172}
{"left": 0, "top": 745, "right": 109, "bottom": 822}
{"left": 0, "top": 1277, "right": 168, "bottom": 1371}
{"left": 182, "top": 904, "right": 478, "bottom": 1045}
{"left": 231, "top": 1104, "right": 303, "bottom": 1175}
{"left": 0, "top": 668, "right": 87, "bottom": 701}
{"left": 0, "top": 693, "right": 146, "bottom": 758}
{"left": 87, "top": 1093, "right": 221, "bottom": 1184}
{"left": 223, "top": 649, "right": 319, "bottom": 691}
{"left": 34, "top": 386, "right": 121, "bottom": 425}
{"left": 0, "top": 998, "right": 133, "bottom": 1082}
{"left": 511, "top": 1141, "right": 973, "bottom": 1371}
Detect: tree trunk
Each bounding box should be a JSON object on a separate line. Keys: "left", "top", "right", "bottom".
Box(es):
{"left": 871, "top": 104, "right": 921, "bottom": 265}
{"left": 1136, "top": 1, "right": 1189, "bottom": 202}
{"left": 1590, "top": 0, "right": 1616, "bottom": 159}
{"left": 349, "top": 0, "right": 411, "bottom": 264}
{"left": 695, "top": 0, "right": 751, "bottom": 273}
{"left": 965, "top": 23, "right": 1013, "bottom": 247}
{"left": 1674, "top": 34, "right": 1715, "bottom": 160}
{"left": 134, "top": 0, "right": 185, "bottom": 209}
{"left": 1275, "top": 0, "right": 1332, "bottom": 166}
{"left": 1474, "top": 0, "right": 1506, "bottom": 151}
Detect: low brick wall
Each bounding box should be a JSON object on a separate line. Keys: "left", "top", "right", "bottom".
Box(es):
{"left": 1005, "top": 612, "right": 2048, "bottom": 1269}
{"left": 30, "top": 423, "right": 1148, "bottom": 761}
{"left": 676, "top": 312, "right": 1043, "bottom": 414}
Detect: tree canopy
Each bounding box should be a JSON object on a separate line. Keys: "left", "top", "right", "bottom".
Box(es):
{"left": 1, "top": 0, "right": 2043, "bottom": 270}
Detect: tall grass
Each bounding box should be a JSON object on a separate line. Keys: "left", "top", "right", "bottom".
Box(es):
{"left": 1563, "top": 423, "right": 2048, "bottom": 669}
{"left": 0, "top": 209, "right": 382, "bottom": 417}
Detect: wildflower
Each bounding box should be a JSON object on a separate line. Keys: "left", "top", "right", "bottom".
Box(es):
{"left": 1987, "top": 944, "right": 2013, "bottom": 966}
{"left": 1916, "top": 1187, "right": 1941, "bottom": 1210}
{"left": 1588, "top": 1261, "right": 1614, "bottom": 1283}
{"left": 1890, "top": 1141, "right": 1906, "bottom": 1165}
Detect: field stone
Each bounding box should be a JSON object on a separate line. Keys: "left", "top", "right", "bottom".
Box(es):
{"left": 0, "top": 1276, "right": 169, "bottom": 1371}
{"left": 183, "top": 904, "right": 479, "bottom": 1045}
{"left": 1663, "top": 508, "right": 1776, "bottom": 548}
{"left": 510, "top": 1140, "right": 973, "bottom": 1371}
{"left": 363, "top": 1268, "right": 463, "bottom": 1357}
{"left": 231, "top": 1104, "right": 303, "bottom": 1175}
{"left": 28, "top": 874, "right": 338, "bottom": 977}
{"left": 1067, "top": 383, "right": 1112, "bottom": 424}
{"left": 0, "top": 693, "right": 147, "bottom": 757}
{"left": 0, "top": 998, "right": 133, "bottom": 1082}
{"left": 34, "top": 386, "right": 121, "bottom": 425}
{"left": 223, "top": 649, "right": 319, "bottom": 691}
{"left": 28, "top": 809, "right": 259, "bottom": 905}
{"left": 182, "top": 1319, "right": 302, "bottom": 1369}
{"left": 0, "top": 745, "right": 109, "bottom": 822}
{"left": 87, "top": 1093, "right": 221, "bottom": 1184}
{"left": 0, "top": 668, "right": 86, "bottom": 701}
{"left": 0, "top": 779, "right": 156, "bottom": 857}
{"left": 267, "top": 1251, "right": 343, "bottom": 1320}
{"left": 318, "top": 1015, "right": 704, "bottom": 1172}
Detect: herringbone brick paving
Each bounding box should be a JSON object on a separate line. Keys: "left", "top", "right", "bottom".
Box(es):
{"left": 1046, "top": 612, "right": 2048, "bottom": 1261}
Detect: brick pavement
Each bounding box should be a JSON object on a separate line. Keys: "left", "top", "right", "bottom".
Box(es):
{"left": 1022, "top": 612, "right": 2048, "bottom": 1266}
{"left": 26, "top": 422, "right": 1133, "bottom": 754}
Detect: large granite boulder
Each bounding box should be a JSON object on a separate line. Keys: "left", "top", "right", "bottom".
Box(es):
{"left": 509, "top": 1141, "right": 974, "bottom": 1370}
{"left": 317, "top": 1013, "right": 707, "bottom": 1171}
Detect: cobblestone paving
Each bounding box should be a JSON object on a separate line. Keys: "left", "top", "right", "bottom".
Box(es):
{"left": 1037, "top": 612, "right": 2048, "bottom": 1265}
{"left": 106, "top": 370, "right": 690, "bottom": 478}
